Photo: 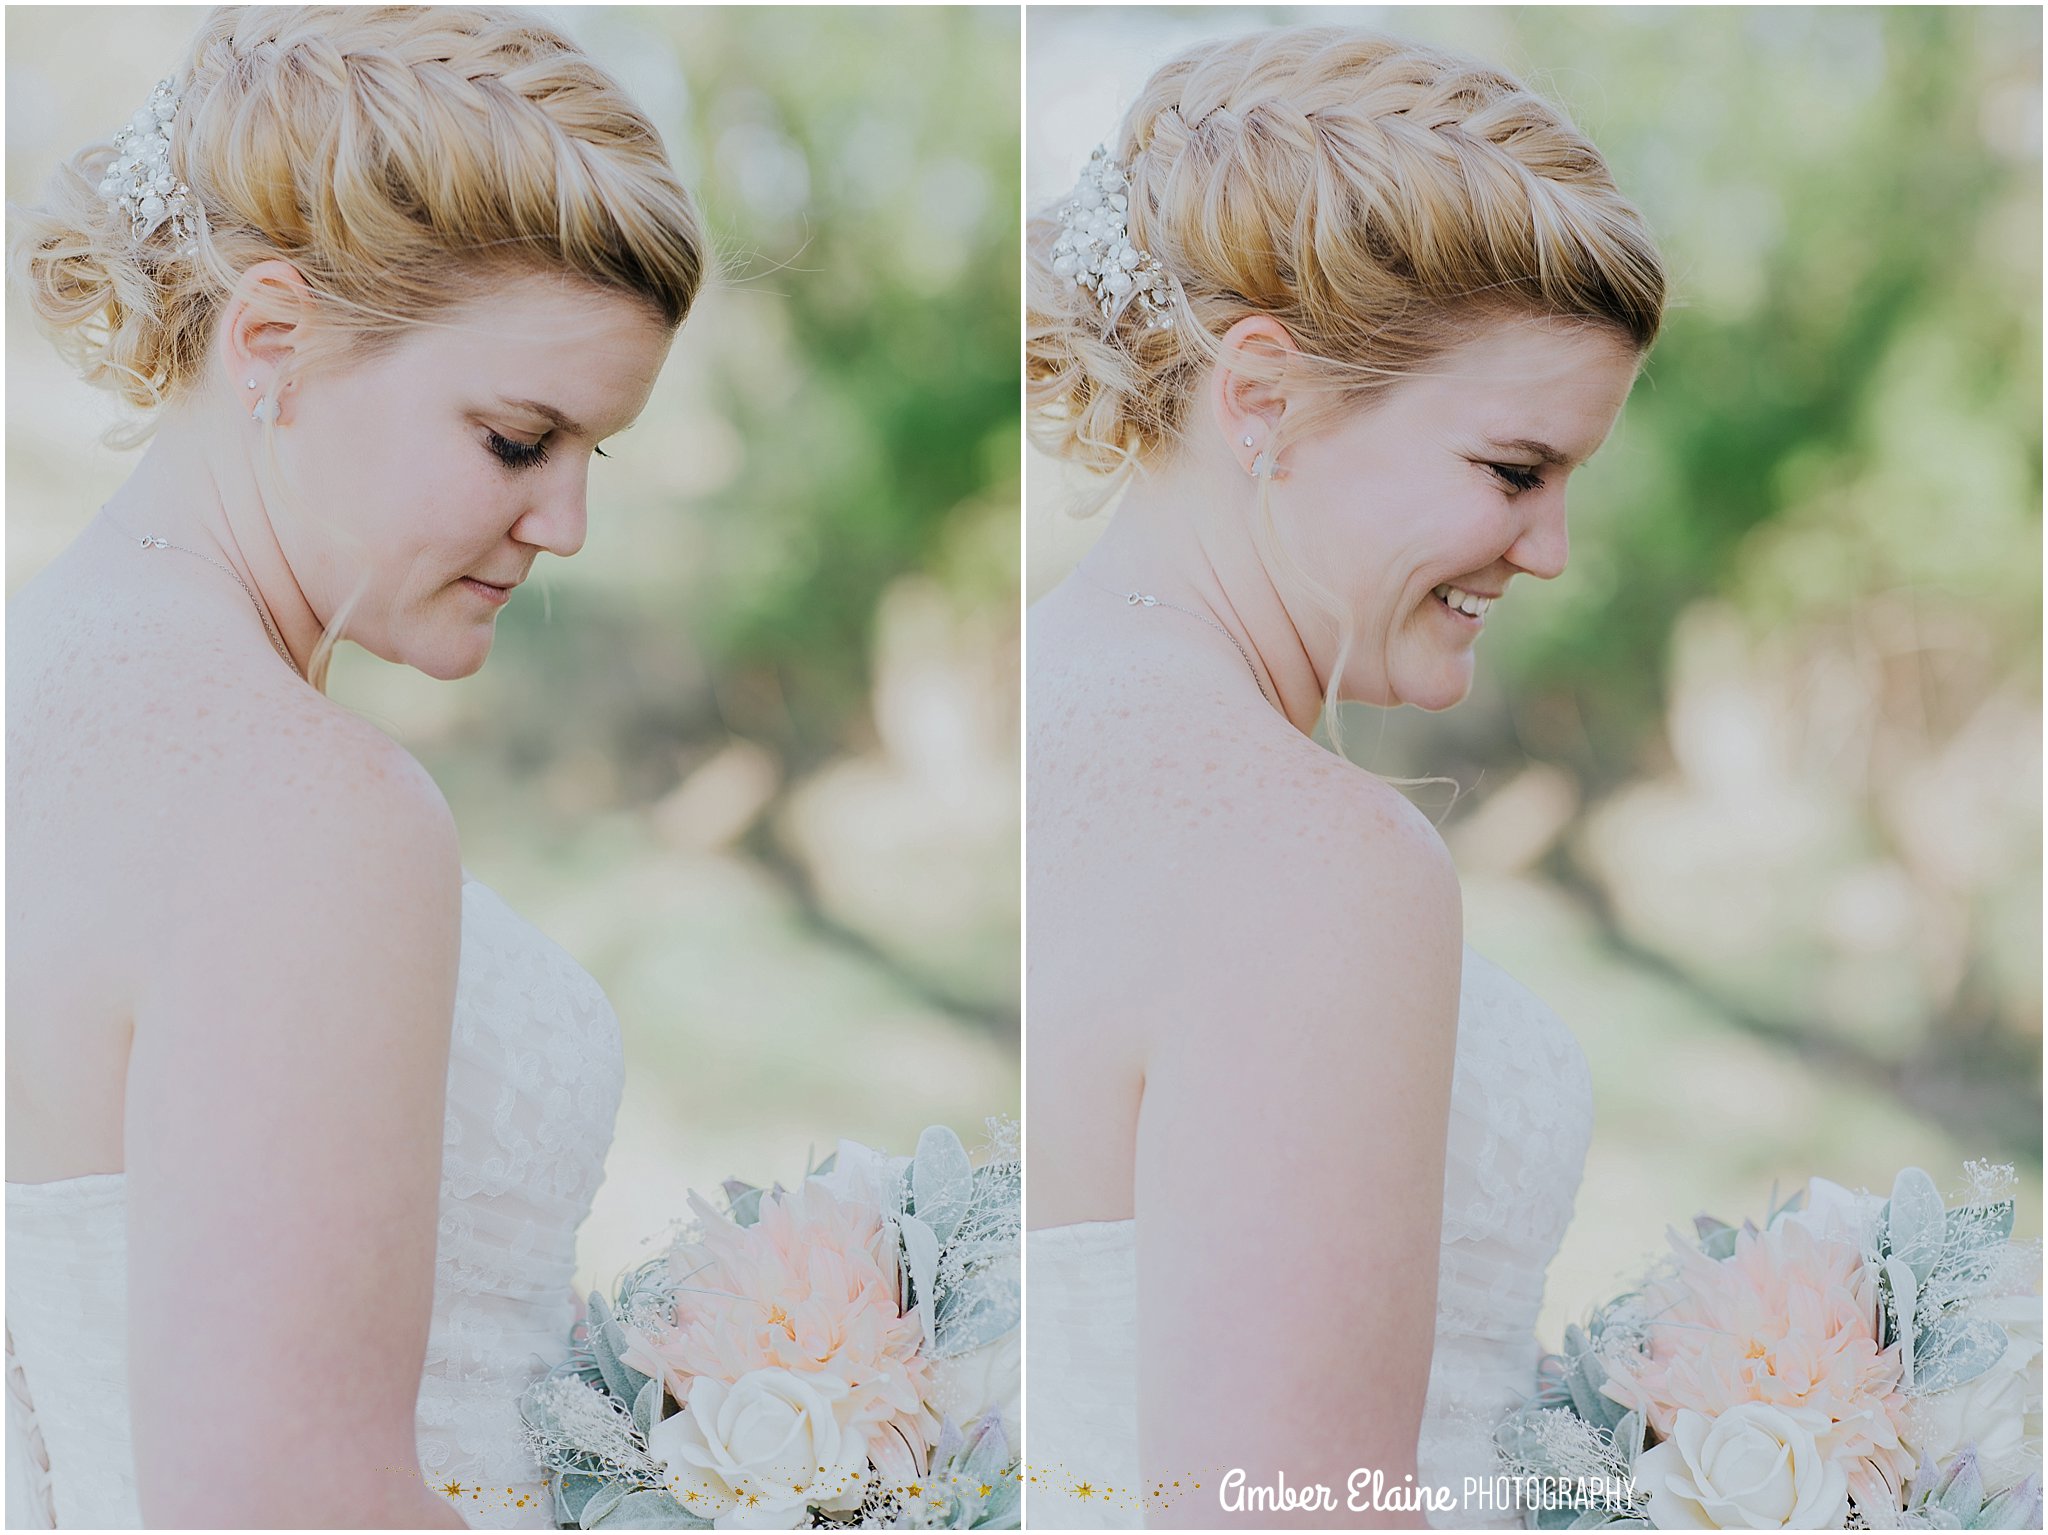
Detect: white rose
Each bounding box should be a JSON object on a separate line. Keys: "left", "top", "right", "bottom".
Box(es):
{"left": 647, "top": 1368, "right": 870, "bottom": 1530}
{"left": 1634, "top": 1405, "right": 1849, "bottom": 1529}
{"left": 1904, "top": 1291, "right": 2044, "bottom": 1497}
{"left": 812, "top": 1138, "right": 906, "bottom": 1209}
{"left": 1780, "top": 1176, "right": 1884, "bottom": 1248}
{"left": 925, "top": 1334, "right": 1020, "bottom": 1435}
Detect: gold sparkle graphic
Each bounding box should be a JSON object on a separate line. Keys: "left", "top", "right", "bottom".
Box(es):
{"left": 1018, "top": 1459, "right": 1223, "bottom": 1516}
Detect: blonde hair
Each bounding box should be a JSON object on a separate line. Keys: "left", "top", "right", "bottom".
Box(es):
{"left": 1026, "top": 26, "right": 1668, "bottom": 747}
{"left": 13, "top": 5, "right": 704, "bottom": 412}
{"left": 10, "top": 5, "right": 706, "bottom": 686}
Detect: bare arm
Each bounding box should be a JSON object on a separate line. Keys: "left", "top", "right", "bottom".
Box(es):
{"left": 1136, "top": 784, "right": 1463, "bottom": 1530}
{"left": 125, "top": 720, "right": 467, "bottom": 1528}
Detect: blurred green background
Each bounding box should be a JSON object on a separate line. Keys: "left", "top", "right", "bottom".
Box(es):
{"left": 7, "top": 5, "right": 1020, "bottom": 1290}
{"left": 1029, "top": 4, "right": 2042, "bottom": 1334}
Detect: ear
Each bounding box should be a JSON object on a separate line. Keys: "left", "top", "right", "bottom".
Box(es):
{"left": 1205, "top": 313, "right": 1301, "bottom": 475}
{"left": 218, "top": 259, "right": 316, "bottom": 421}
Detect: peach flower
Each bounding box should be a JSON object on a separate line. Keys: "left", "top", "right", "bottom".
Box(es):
{"left": 619, "top": 1181, "right": 938, "bottom": 1487}
{"left": 1602, "top": 1217, "right": 1914, "bottom": 1514}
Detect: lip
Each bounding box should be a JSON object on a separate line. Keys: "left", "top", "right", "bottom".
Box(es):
{"left": 460, "top": 576, "right": 518, "bottom": 606}
{"left": 1431, "top": 588, "right": 1489, "bottom": 626}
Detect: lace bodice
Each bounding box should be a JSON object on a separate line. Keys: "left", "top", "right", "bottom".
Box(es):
{"left": 1025, "top": 944, "right": 1595, "bottom": 1529}
{"left": 5, "top": 877, "right": 625, "bottom": 1529}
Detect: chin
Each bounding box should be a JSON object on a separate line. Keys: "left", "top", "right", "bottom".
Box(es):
{"left": 421, "top": 646, "right": 492, "bottom": 681}
{"left": 1393, "top": 668, "right": 1475, "bottom": 712}
{"left": 389, "top": 632, "right": 493, "bottom": 681}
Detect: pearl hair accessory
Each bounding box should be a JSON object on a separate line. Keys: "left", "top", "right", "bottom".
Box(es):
{"left": 97, "top": 77, "right": 200, "bottom": 253}
{"left": 1049, "top": 147, "right": 1173, "bottom": 334}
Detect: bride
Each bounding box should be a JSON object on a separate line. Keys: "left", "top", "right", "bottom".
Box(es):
{"left": 6, "top": 7, "right": 701, "bottom": 1526}
{"left": 1025, "top": 26, "right": 1665, "bottom": 1530}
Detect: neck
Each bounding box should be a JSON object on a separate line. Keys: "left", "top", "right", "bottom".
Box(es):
{"left": 98, "top": 399, "right": 319, "bottom": 680}
{"left": 1072, "top": 451, "right": 1327, "bottom": 735}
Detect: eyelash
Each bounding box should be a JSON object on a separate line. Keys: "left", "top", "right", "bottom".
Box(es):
{"left": 484, "top": 433, "right": 612, "bottom": 471}
{"left": 1489, "top": 462, "right": 1546, "bottom": 494}
{"left": 487, "top": 431, "right": 548, "bottom": 471}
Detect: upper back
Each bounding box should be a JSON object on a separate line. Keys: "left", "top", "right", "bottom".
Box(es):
{"left": 1027, "top": 578, "right": 1461, "bottom": 1226}
{"left": 6, "top": 524, "right": 450, "bottom": 1179}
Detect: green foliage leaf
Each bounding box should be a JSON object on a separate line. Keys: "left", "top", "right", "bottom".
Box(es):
{"left": 1971, "top": 1473, "right": 2042, "bottom": 1530}
{"left": 632, "top": 1376, "right": 665, "bottom": 1440}
{"left": 591, "top": 1488, "right": 707, "bottom": 1528}
{"left": 1889, "top": 1168, "right": 1948, "bottom": 1284}
{"left": 590, "top": 1312, "right": 649, "bottom": 1405}
{"left": 934, "top": 1263, "right": 1019, "bottom": 1357}
{"left": 579, "top": 1483, "right": 629, "bottom": 1529}
{"left": 912, "top": 1124, "right": 974, "bottom": 1245}
{"left": 975, "top": 1472, "right": 1021, "bottom": 1529}
{"left": 722, "top": 1179, "right": 766, "bottom": 1227}
{"left": 555, "top": 1472, "right": 609, "bottom": 1528}
{"left": 1915, "top": 1316, "right": 2010, "bottom": 1392}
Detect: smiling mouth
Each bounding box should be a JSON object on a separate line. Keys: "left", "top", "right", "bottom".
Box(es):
{"left": 1432, "top": 583, "right": 1496, "bottom": 620}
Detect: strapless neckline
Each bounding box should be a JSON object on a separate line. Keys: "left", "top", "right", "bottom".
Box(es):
{"left": 6, "top": 875, "right": 625, "bottom": 1530}
{"left": 1024, "top": 943, "right": 1596, "bottom": 1530}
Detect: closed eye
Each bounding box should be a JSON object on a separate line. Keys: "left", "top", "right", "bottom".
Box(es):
{"left": 486, "top": 430, "right": 549, "bottom": 471}
{"left": 1488, "top": 462, "right": 1546, "bottom": 494}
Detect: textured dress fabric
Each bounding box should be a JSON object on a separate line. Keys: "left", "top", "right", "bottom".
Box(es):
{"left": 4, "top": 878, "right": 624, "bottom": 1529}
{"left": 1025, "top": 945, "right": 1596, "bottom": 1530}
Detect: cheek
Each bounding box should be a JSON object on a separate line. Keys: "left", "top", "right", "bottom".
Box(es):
{"left": 382, "top": 440, "right": 520, "bottom": 560}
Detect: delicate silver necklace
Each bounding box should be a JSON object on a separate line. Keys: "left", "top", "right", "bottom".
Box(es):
{"left": 1073, "top": 564, "right": 1276, "bottom": 708}
{"left": 101, "top": 506, "right": 297, "bottom": 672}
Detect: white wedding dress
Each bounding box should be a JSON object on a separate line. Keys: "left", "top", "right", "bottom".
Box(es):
{"left": 1027, "top": 945, "right": 1595, "bottom": 1529}
{"left": 5, "top": 877, "right": 624, "bottom": 1529}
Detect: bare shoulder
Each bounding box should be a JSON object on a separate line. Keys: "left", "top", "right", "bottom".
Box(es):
{"left": 164, "top": 676, "right": 461, "bottom": 955}
{"left": 228, "top": 681, "right": 453, "bottom": 860}
{"left": 1212, "top": 728, "right": 1461, "bottom": 967}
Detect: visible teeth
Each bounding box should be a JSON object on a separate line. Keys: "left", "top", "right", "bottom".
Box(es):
{"left": 1433, "top": 584, "right": 1493, "bottom": 617}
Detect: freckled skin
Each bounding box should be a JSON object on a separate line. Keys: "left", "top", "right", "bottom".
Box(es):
{"left": 7, "top": 274, "right": 671, "bottom": 1183}
{"left": 1028, "top": 321, "right": 1642, "bottom": 1228}
{"left": 1028, "top": 320, "right": 1645, "bottom": 1523}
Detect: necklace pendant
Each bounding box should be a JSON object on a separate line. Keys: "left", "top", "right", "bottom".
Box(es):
{"left": 141, "top": 535, "right": 168, "bottom": 549}
{"left": 1137, "top": 594, "right": 1159, "bottom": 607}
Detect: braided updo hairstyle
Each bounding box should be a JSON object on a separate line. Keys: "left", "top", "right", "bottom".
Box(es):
{"left": 11, "top": 5, "right": 706, "bottom": 421}
{"left": 1027, "top": 27, "right": 1666, "bottom": 476}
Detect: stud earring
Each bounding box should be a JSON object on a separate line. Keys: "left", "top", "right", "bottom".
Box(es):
{"left": 245, "top": 378, "right": 257, "bottom": 390}
{"left": 1242, "top": 434, "right": 1254, "bottom": 448}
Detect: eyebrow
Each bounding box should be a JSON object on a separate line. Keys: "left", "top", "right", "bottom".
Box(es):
{"left": 499, "top": 397, "right": 589, "bottom": 437}
{"left": 1485, "top": 436, "right": 1590, "bottom": 468}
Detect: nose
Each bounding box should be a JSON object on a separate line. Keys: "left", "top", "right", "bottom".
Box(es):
{"left": 1507, "top": 494, "right": 1569, "bottom": 581}
{"left": 511, "top": 479, "right": 588, "bottom": 560}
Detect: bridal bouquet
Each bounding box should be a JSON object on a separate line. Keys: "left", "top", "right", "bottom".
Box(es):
{"left": 522, "top": 1121, "right": 1021, "bottom": 1531}
{"left": 1497, "top": 1162, "right": 2042, "bottom": 1530}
